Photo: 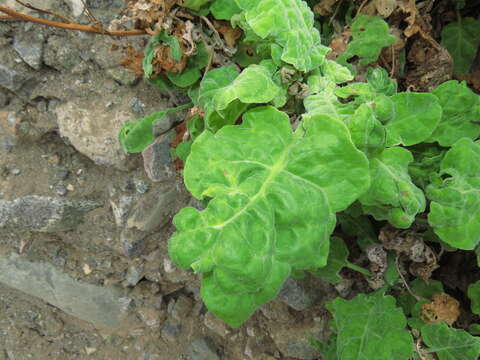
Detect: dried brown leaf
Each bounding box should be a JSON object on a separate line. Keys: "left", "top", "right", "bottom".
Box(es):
{"left": 374, "top": 0, "right": 397, "bottom": 17}
{"left": 214, "top": 21, "right": 242, "bottom": 47}
{"left": 421, "top": 293, "right": 460, "bottom": 326}
{"left": 313, "top": 0, "right": 339, "bottom": 16}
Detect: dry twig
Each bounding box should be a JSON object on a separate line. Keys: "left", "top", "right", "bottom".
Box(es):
{"left": 0, "top": 6, "right": 147, "bottom": 36}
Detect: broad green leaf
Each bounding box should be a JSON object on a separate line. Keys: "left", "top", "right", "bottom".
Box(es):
{"left": 385, "top": 92, "right": 442, "bottom": 146}
{"left": 427, "top": 138, "right": 480, "bottom": 250}
{"left": 470, "top": 324, "right": 480, "bottom": 335}
{"left": 421, "top": 322, "right": 480, "bottom": 360}
{"left": 366, "top": 67, "right": 397, "bottom": 96}
{"left": 167, "top": 67, "right": 202, "bottom": 88}
{"left": 199, "top": 64, "right": 281, "bottom": 111}
{"left": 441, "top": 17, "right": 480, "bottom": 75}
{"left": 327, "top": 293, "right": 413, "bottom": 359}
{"left": 409, "top": 144, "right": 446, "bottom": 189}
{"left": 304, "top": 92, "right": 356, "bottom": 121}
{"left": 346, "top": 104, "right": 386, "bottom": 157}
{"left": 311, "top": 237, "right": 349, "bottom": 284}
{"left": 169, "top": 106, "right": 370, "bottom": 327}
{"left": 468, "top": 281, "right": 480, "bottom": 315}
{"left": 360, "top": 147, "right": 426, "bottom": 228}
{"left": 182, "top": 0, "right": 212, "bottom": 11}
{"left": 173, "top": 140, "right": 193, "bottom": 163}
{"left": 210, "top": 0, "right": 241, "bottom": 19}
{"left": 428, "top": 80, "right": 480, "bottom": 146}
{"left": 119, "top": 104, "right": 191, "bottom": 153}
{"left": 337, "top": 15, "right": 396, "bottom": 67}
{"left": 234, "top": 0, "right": 330, "bottom": 71}
{"left": 147, "top": 74, "right": 176, "bottom": 91}
{"left": 321, "top": 59, "right": 353, "bottom": 84}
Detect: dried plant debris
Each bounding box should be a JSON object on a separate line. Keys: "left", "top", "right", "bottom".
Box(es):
{"left": 421, "top": 292, "right": 460, "bottom": 326}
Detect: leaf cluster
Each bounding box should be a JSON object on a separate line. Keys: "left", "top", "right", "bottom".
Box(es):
{"left": 119, "top": 1, "right": 480, "bottom": 359}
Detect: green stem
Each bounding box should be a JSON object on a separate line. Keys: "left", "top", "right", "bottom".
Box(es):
{"left": 345, "top": 262, "right": 372, "bottom": 276}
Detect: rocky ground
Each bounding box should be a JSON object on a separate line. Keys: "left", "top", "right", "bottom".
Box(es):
{"left": 0, "top": 1, "right": 340, "bottom": 359}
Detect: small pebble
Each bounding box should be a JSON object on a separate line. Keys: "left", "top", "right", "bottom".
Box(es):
{"left": 54, "top": 169, "right": 69, "bottom": 180}
{"left": 55, "top": 184, "right": 68, "bottom": 196}
{"left": 11, "top": 168, "right": 21, "bottom": 176}
{"left": 134, "top": 180, "right": 150, "bottom": 194}
{"left": 83, "top": 263, "right": 93, "bottom": 275}
{"left": 66, "top": 184, "right": 75, "bottom": 191}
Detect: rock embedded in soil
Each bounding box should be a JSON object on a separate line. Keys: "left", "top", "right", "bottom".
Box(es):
{"left": 126, "top": 180, "right": 189, "bottom": 232}
{"left": 0, "top": 253, "right": 134, "bottom": 330}
{"left": 13, "top": 31, "right": 44, "bottom": 70}
{"left": 0, "top": 64, "right": 28, "bottom": 92}
{"left": 278, "top": 277, "right": 320, "bottom": 311}
{"left": 0, "top": 195, "right": 101, "bottom": 232}
{"left": 142, "top": 133, "right": 176, "bottom": 182}
{"left": 187, "top": 337, "right": 221, "bottom": 360}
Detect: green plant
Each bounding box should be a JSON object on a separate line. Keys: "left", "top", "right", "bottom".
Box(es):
{"left": 119, "top": 1, "right": 480, "bottom": 359}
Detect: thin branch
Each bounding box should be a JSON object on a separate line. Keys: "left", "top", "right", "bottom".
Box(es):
{"left": 0, "top": 6, "right": 147, "bottom": 36}
{"left": 14, "top": 0, "right": 74, "bottom": 23}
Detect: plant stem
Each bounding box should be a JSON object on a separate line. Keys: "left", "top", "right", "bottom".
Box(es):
{"left": 346, "top": 262, "right": 372, "bottom": 276}
{"left": 0, "top": 6, "right": 147, "bottom": 36}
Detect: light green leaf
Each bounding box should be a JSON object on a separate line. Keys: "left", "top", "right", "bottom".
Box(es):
{"left": 119, "top": 104, "right": 191, "bottom": 153}
{"left": 385, "top": 92, "right": 442, "bottom": 146}
{"left": 182, "top": 0, "right": 212, "bottom": 11}
{"left": 311, "top": 237, "right": 349, "bottom": 284}
{"left": 421, "top": 322, "right": 480, "bottom": 360}
{"left": 234, "top": 0, "right": 330, "bottom": 71}
{"left": 409, "top": 144, "right": 446, "bottom": 189}
{"left": 169, "top": 106, "right": 370, "bottom": 327}
{"left": 366, "top": 67, "right": 397, "bottom": 96}
{"left": 429, "top": 80, "right": 480, "bottom": 146}
{"left": 441, "top": 17, "right": 480, "bottom": 75}
{"left": 321, "top": 59, "right": 353, "bottom": 84}
{"left": 304, "top": 92, "right": 356, "bottom": 121}
{"left": 337, "top": 14, "right": 396, "bottom": 67}
{"left": 199, "top": 64, "right": 280, "bottom": 111}
{"left": 347, "top": 104, "right": 386, "bottom": 157}
{"left": 360, "top": 147, "right": 426, "bottom": 228}
{"left": 427, "top": 138, "right": 480, "bottom": 250}
{"left": 468, "top": 281, "right": 480, "bottom": 315}
{"left": 210, "top": 0, "right": 241, "bottom": 19}
{"left": 328, "top": 293, "right": 413, "bottom": 359}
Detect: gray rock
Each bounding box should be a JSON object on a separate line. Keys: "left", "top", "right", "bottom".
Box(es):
{"left": 120, "top": 227, "right": 148, "bottom": 258}
{"left": 44, "top": 35, "right": 81, "bottom": 71}
{"left": 0, "top": 195, "right": 101, "bottom": 232}
{"left": 161, "top": 320, "right": 182, "bottom": 342}
{"left": 126, "top": 181, "right": 188, "bottom": 232}
{"left": 125, "top": 263, "right": 144, "bottom": 287}
{"left": 204, "top": 312, "right": 230, "bottom": 339}
{"left": 0, "top": 253, "right": 133, "bottom": 330}
{"left": 13, "top": 32, "right": 44, "bottom": 70}
{"left": 170, "top": 295, "right": 193, "bottom": 321}
{"left": 187, "top": 338, "right": 220, "bottom": 360}
{"left": 110, "top": 193, "right": 136, "bottom": 227}
{"left": 142, "top": 133, "right": 175, "bottom": 182}
{"left": 0, "top": 91, "right": 8, "bottom": 108}
{"left": 106, "top": 66, "right": 140, "bottom": 86}
{"left": 55, "top": 98, "right": 133, "bottom": 169}
{"left": 0, "top": 64, "right": 28, "bottom": 92}
{"left": 278, "top": 277, "right": 318, "bottom": 311}
{"left": 268, "top": 320, "right": 324, "bottom": 360}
